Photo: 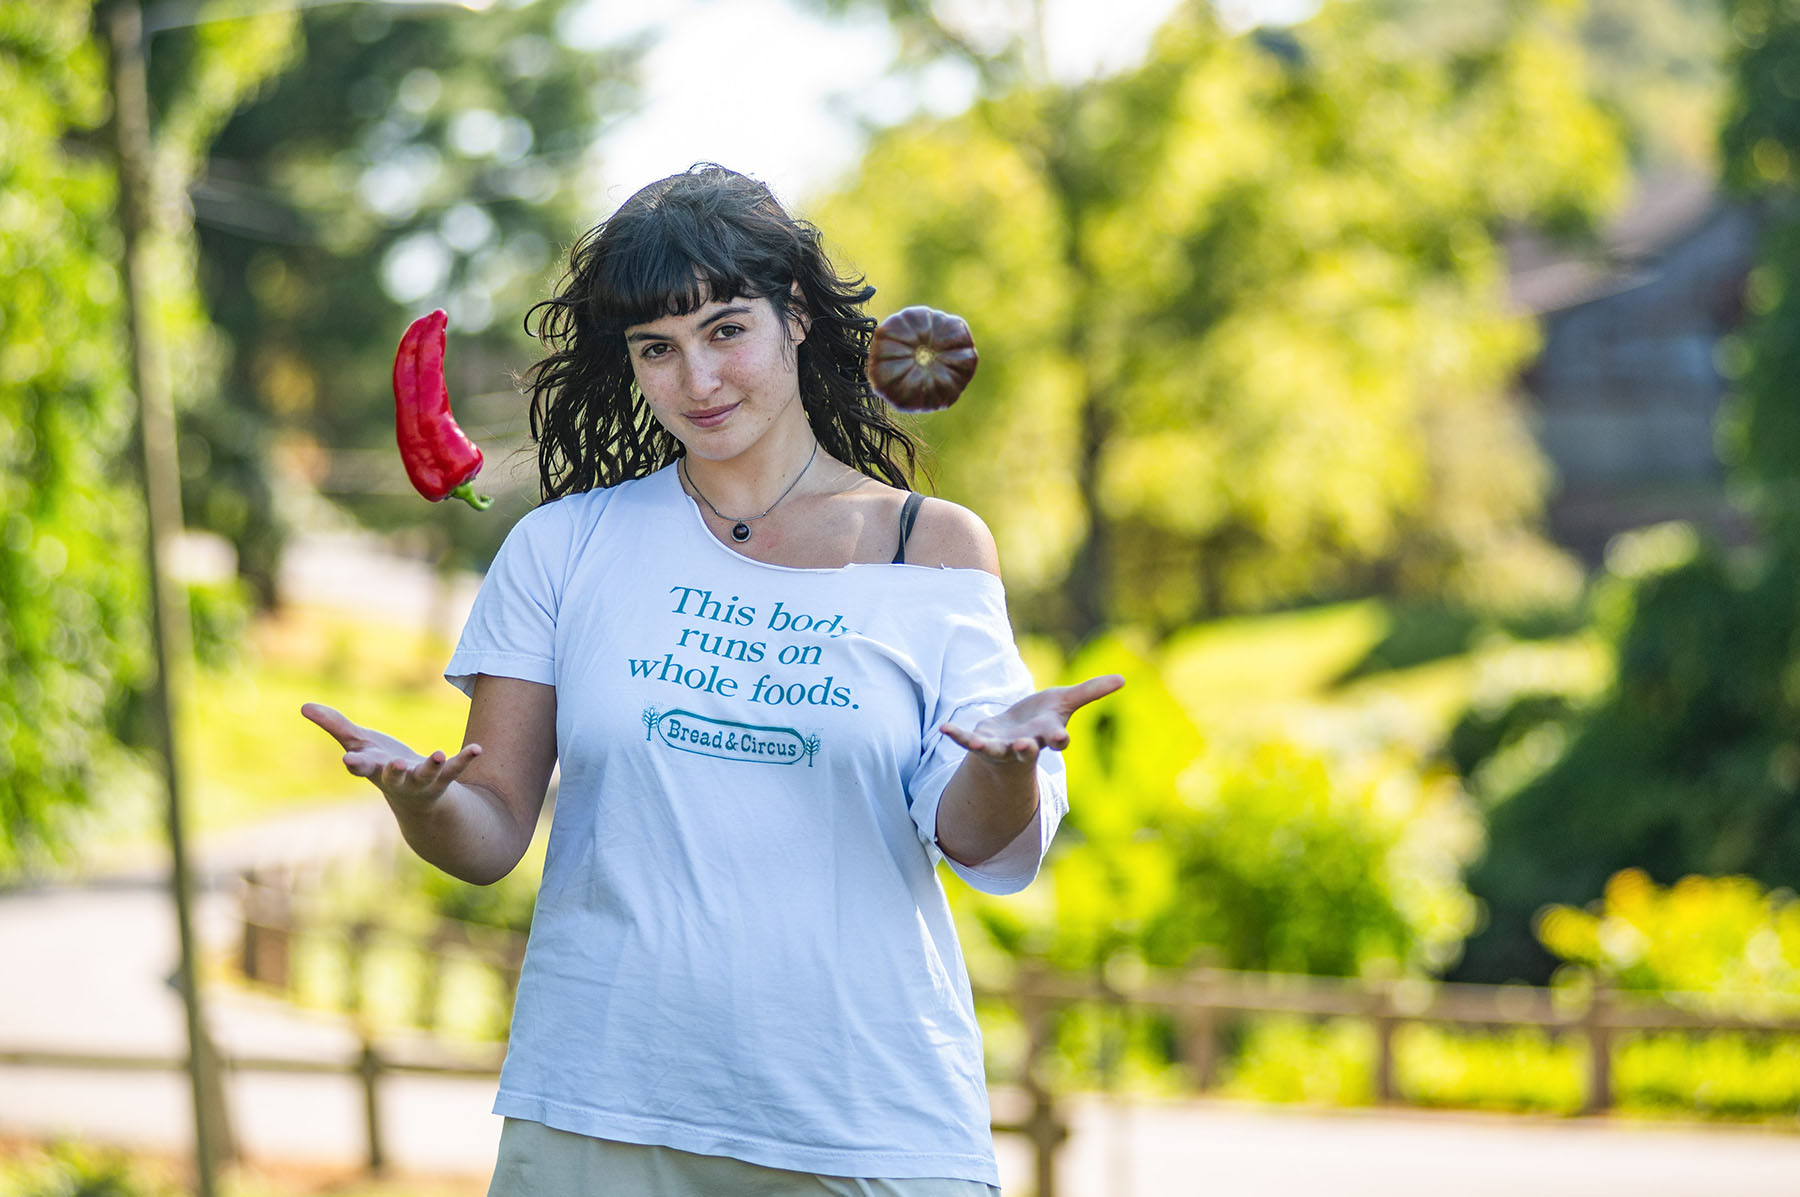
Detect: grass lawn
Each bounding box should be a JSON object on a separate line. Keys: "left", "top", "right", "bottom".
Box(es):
{"left": 1157, "top": 598, "right": 1610, "bottom": 753}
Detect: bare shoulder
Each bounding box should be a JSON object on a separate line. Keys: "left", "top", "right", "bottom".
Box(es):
{"left": 903, "top": 497, "right": 1001, "bottom": 576}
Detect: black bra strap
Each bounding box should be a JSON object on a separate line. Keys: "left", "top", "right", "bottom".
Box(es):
{"left": 892, "top": 492, "right": 925, "bottom": 565}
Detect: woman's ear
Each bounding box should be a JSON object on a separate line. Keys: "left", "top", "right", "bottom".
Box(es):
{"left": 788, "top": 282, "right": 811, "bottom": 341}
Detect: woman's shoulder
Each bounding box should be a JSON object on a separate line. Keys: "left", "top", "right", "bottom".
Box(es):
{"left": 847, "top": 477, "right": 998, "bottom": 576}
{"left": 902, "top": 495, "right": 999, "bottom": 576}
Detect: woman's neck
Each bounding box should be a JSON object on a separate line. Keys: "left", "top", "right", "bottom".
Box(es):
{"left": 680, "top": 421, "right": 822, "bottom": 516}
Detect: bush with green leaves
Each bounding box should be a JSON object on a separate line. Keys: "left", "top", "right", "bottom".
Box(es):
{"left": 956, "top": 634, "right": 1481, "bottom": 982}
{"left": 1538, "top": 868, "right": 1800, "bottom": 1007}
{"left": 1453, "top": 524, "right": 1800, "bottom": 982}
{"left": 1, "top": 1141, "right": 178, "bottom": 1197}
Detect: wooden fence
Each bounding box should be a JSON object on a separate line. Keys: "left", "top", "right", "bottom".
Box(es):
{"left": 6, "top": 870, "right": 1800, "bottom": 1197}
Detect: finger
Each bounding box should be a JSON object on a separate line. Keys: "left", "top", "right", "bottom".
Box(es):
{"left": 379, "top": 757, "right": 412, "bottom": 790}
{"left": 942, "top": 723, "right": 1001, "bottom": 756}
{"left": 302, "top": 702, "right": 364, "bottom": 748}
{"left": 340, "top": 751, "right": 384, "bottom": 780}
{"left": 437, "top": 743, "right": 483, "bottom": 785}
{"left": 412, "top": 749, "right": 450, "bottom": 788}
{"left": 1057, "top": 673, "right": 1125, "bottom": 714}
{"left": 940, "top": 722, "right": 979, "bottom": 753}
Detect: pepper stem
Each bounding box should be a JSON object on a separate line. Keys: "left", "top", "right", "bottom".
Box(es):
{"left": 449, "top": 481, "right": 494, "bottom": 511}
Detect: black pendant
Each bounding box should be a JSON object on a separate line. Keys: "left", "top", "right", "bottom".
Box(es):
{"left": 731, "top": 522, "right": 751, "bottom": 542}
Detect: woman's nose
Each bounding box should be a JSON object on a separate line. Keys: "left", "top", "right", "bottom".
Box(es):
{"left": 684, "top": 350, "right": 724, "bottom": 398}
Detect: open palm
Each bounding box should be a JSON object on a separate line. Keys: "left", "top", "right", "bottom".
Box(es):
{"left": 300, "top": 701, "right": 481, "bottom": 809}
{"left": 940, "top": 674, "right": 1124, "bottom": 765}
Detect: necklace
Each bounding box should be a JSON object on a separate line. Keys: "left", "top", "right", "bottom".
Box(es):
{"left": 681, "top": 441, "right": 819, "bottom": 543}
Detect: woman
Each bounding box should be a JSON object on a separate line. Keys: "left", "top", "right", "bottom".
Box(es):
{"left": 303, "top": 164, "right": 1121, "bottom": 1195}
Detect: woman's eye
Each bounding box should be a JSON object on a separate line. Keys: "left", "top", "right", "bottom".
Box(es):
{"left": 714, "top": 323, "right": 744, "bottom": 340}
{"left": 639, "top": 343, "right": 669, "bottom": 360}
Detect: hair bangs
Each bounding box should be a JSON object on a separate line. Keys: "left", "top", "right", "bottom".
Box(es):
{"left": 590, "top": 196, "right": 787, "bottom": 334}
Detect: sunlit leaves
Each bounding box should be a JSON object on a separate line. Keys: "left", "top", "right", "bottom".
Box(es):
{"left": 824, "top": 0, "right": 1625, "bottom": 632}
{"left": 1539, "top": 869, "right": 1800, "bottom": 1008}
{"left": 0, "top": 1, "right": 149, "bottom": 870}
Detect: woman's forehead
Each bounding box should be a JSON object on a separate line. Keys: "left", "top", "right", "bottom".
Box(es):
{"left": 624, "top": 293, "right": 769, "bottom": 335}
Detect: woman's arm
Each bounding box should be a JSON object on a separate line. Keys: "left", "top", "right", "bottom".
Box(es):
{"left": 901, "top": 499, "right": 1123, "bottom": 868}
{"left": 935, "top": 676, "right": 1122, "bottom": 866}
{"left": 302, "top": 673, "right": 557, "bottom": 885}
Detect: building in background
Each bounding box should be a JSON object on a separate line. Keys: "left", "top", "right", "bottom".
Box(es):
{"left": 1509, "top": 169, "right": 1759, "bottom": 562}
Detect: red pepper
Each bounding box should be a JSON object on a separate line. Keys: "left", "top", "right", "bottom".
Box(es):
{"left": 393, "top": 308, "right": 492, "bottom": 511}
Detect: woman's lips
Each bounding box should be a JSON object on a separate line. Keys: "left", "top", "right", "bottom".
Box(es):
{"left": 686, "top": 402, "right": 739, "bottom": 428}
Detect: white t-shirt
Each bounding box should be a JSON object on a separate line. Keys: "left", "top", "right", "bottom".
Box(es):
{"left": 444, "top": 464, "right": 1066, "bottom": 1186}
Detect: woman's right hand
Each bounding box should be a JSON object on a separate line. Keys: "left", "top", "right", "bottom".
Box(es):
{"left": 301, "top": 702, "right": 482, "bottom": 811}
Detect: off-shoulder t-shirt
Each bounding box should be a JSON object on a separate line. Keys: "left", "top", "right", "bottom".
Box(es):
{"left": 444, "top": 464, "right": 1067, "bottom": 1186}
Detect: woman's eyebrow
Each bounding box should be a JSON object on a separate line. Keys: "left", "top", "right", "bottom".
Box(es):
{"left": 697, "top": 304, "right": 753, "bottom": 328}
{"left": 625, "top": 304, "right": 753, "bottom": 343}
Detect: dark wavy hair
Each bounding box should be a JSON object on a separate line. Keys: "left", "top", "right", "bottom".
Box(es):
{"left": 522, "top": 164, "right": 921, "bottom": 500}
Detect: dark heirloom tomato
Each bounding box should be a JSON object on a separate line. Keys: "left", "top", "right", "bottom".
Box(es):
{"left": 866, "top": 306, "right": 978, "bottom": 412}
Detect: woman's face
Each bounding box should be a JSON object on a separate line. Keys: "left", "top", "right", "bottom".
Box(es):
{"left": 624, "top": 293, "right": 809, "bottom": 463}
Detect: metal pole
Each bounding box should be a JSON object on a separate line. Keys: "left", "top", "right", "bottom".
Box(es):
{"left": 100, "top": 2, "right": 226, "bottom": 1192}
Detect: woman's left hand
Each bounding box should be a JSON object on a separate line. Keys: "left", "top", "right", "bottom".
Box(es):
{"left": 941, "top": 674, "right": 1125, "bottom": 766}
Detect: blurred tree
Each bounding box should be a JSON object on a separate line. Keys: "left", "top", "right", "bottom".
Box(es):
{"left": 1366, "top": 0, "right": 1728, "bottom": 169}
{"left": 816, "top": 0, "right": 1624, "bottom": 641}
{"left": 1450, "top": 0, "right": 1800, "bottom": 983}
{"left": 0, "top": 0, "right": 290, "bottom": 870}
{"left": 0, "top": 1, "right": 145, "bottom": 869}
{"left": 186, "top": 1, "right": 642, "bottom": 602}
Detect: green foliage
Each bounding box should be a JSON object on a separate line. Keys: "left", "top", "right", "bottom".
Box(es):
{"left": 955, "top": 634, "right": 1481, "bottom": 980}
{"left": 1370, "top": 0, "right": 1728, "bottom": 169}
{"left": 0, "top": 1140, "right": 178, "bottom": 1197}
{"left": 1224, "top": 1012, "right": 1800, "bottom": 1118}
{"left": 186, "top": 576, "right": 251, "bottom": 670}
{"left": 0, "top": 2, "right": 150, "bottom": 871}
{"left": 1580, "top": 0, "right": 1729, "bottom": 167}
{"left": 406, "top": 848, "right": 538, "bottom": 934}
{"left": 1539, "top": 868, "right": 1800, "bottom": 1007}
{"left": 820, "top": 1, "right": 1622, "bottom": 638}
{"left": 1457, "top": 525, "right": 1800, "bottom": 982}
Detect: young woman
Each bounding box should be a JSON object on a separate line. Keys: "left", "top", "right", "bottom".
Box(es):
{"left": 303, "top": 164, "right": 1121, "bottom": 1195}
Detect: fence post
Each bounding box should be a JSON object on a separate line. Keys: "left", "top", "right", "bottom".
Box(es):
{"left": 1583, "top": 981, "right": 1612, "bottom": 1116}
{"left": 1372, "top": 984, "right": 1398, "bottom": 1105}
{"left": 238, "top": 869, "right": 293, "bottom": 990}
{"left": 1017, "top": 965, "right": 1065, "bottom": 1197}
{"left": 358, "top": 1036, "right": 386, "bottom": 1174}
{"left": 345, "top": 920, "right": 372, "bottom": 1021}
{"left": 414, "top": 926, "right": 449, "bottom": 1032}
{"left": 1176, "top": 969, "right": 1218, "bottom": 1091}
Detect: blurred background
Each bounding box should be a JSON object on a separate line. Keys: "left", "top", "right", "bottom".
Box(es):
{"left": 7, "top": 0, "right": 1800, "bottom": 1193}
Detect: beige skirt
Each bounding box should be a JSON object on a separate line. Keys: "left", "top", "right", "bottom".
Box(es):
{"left": 486, "top": 1117, "right": 1003, "bottom": 1197}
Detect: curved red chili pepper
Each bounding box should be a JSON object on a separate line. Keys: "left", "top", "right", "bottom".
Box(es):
{"left": 393, "top": 308, "right": 491, "bottom": 511}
